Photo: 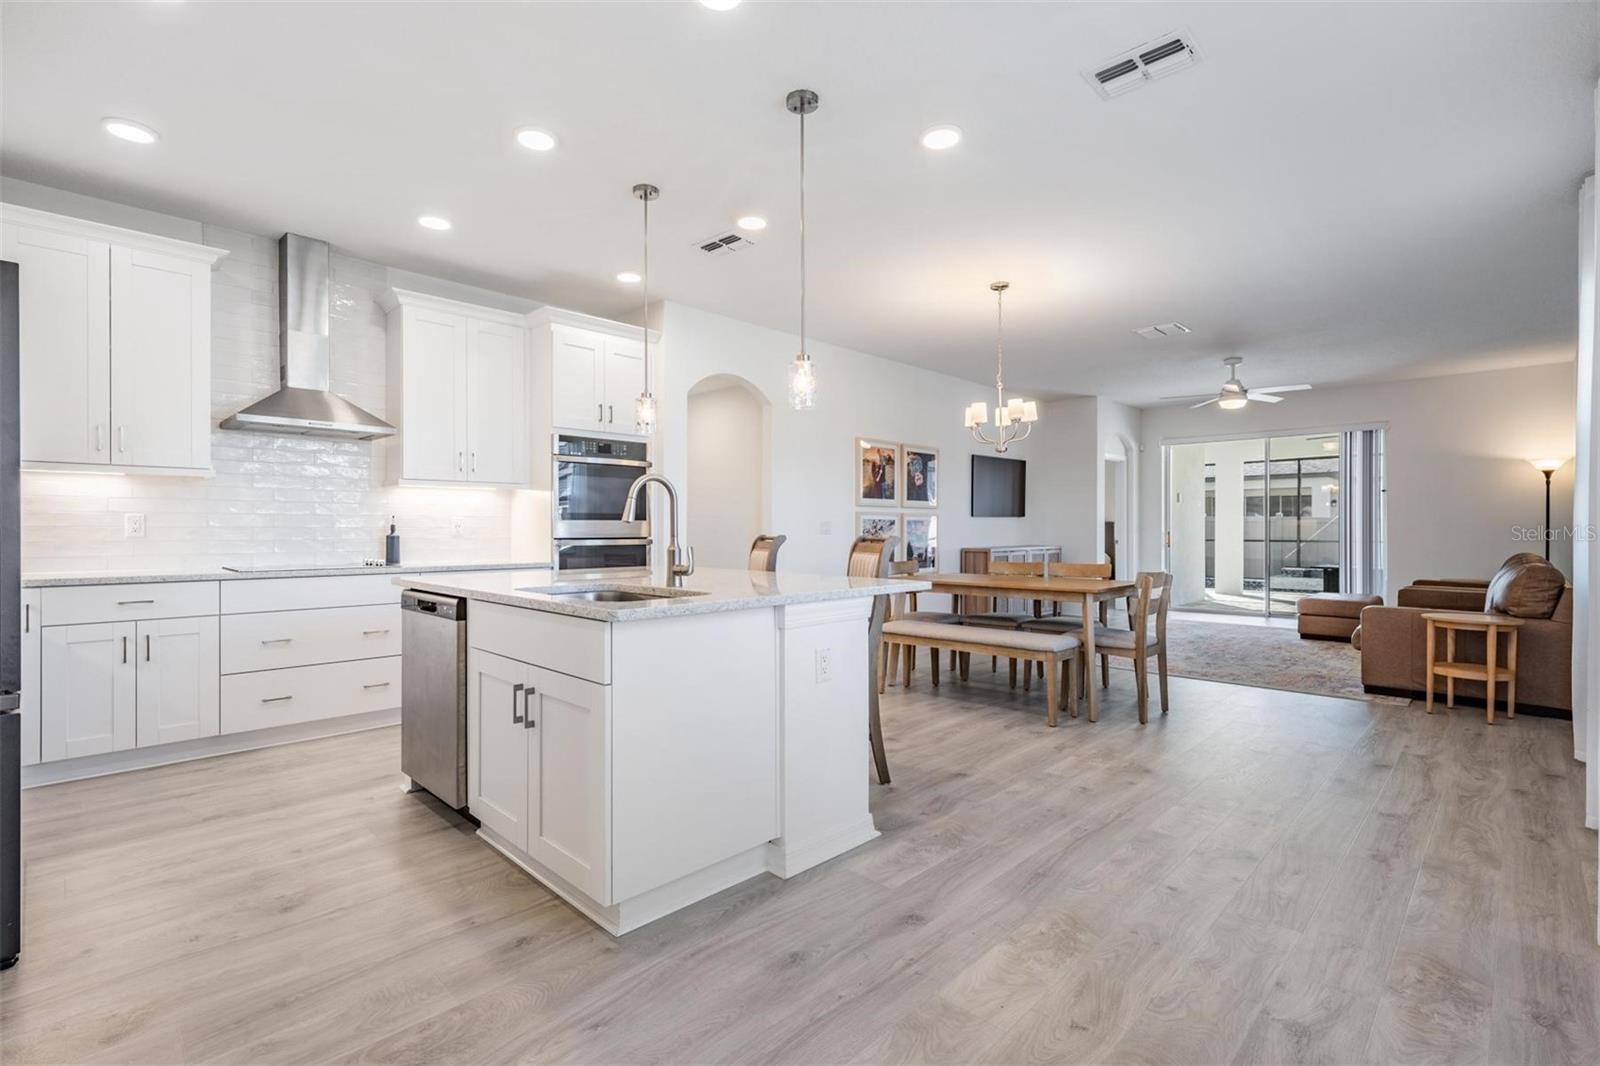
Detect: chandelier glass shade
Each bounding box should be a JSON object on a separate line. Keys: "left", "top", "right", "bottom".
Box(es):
{"left": 966, "top": 281, "right": 1038, "bottom": 452}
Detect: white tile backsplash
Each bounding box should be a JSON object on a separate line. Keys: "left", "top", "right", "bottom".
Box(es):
{"left": 21, "top": 223, "right": 542, "bottom": 574}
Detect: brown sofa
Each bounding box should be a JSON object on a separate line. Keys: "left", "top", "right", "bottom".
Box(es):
{"left": 1359, "top": 559, "right": 1572, "bottom": 715}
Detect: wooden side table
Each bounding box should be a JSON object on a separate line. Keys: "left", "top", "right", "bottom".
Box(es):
{"left": 1422, "top": 611, "right": 1524, "bottom": 723}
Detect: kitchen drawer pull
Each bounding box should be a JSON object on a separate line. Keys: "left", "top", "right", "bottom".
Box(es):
{"left": 363, "top": 681, "right": 391, "bottom": 690}
{"left": 122, "top": 635, "right": 128, "bottom": 664}
{"left": 260, "top": 637, "right": 293, "bottom": 645}
{"left": 511, "top": 681, "right": 525, "bottom": 724}
{"left": 145, "top": 634, "right": 151, "bottom": 661}
{"left": 261, "top": 695, "right": 294, "bottom": 704}
{"left": 523, "top": 687, "right": 537, "bottom": 729}
{"left": 117, "top": 599, "right": 156, "bottom": 606}
{"left": 361, "top": 628, "right": 390, "bottom": 637}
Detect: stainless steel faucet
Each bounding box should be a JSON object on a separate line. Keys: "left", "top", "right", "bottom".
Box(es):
{"left": 622, "top": 473, "right": 694, "bottom": 586}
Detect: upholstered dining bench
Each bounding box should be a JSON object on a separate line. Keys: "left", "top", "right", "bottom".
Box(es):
{"left": 880, "top": 619, "right": 1082, "bottom": 726}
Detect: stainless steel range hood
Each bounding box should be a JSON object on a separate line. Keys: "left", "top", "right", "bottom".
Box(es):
{"left": 220, "top": 233, "right": 396, "bottom": 441}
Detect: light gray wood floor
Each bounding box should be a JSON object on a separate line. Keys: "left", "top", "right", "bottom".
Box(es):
{"left": 2, "top": 669, "right": 1597, "bottom": 1064}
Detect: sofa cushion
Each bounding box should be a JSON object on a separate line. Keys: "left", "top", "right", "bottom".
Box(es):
{"left": 1484, "top": 560, "right": 1566, "bottom": 619}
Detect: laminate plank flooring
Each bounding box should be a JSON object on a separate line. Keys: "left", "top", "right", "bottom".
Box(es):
{"left": 1, "top": 669, "right": 1596, "bottom": 1065}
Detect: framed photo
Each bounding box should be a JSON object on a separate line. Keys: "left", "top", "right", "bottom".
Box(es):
{"left": 903, "top": 513, "right": 938, "bottom": 572}
{"left": 856, "top": 511, "right": 901, "bottom": 546}
{"left": 902, "top": 445, "right": 938, "bottom": 508}
{"left": 856, "top": 438, "right": 900, "bottom": 505}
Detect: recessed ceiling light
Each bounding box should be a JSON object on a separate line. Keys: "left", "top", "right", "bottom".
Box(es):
{"left": 515, "top": 127, "right": 557, "bottom": 152}
{"left": 417, "top": 215, "right": 452, "bottom": 231}
{"left": 616, "top": 271, "right": 642, "bottom": 284}
{"left": 700, "top": 0, "right": 741, "bottom": 9}
{"left": 736, "top": 216, "right": 767, "bottom": 232}
{"left": 102, "top": 117, "right": 159, "bottom": 144}
{"left": 920, "top": 125, "right": 962, "bottom": 150}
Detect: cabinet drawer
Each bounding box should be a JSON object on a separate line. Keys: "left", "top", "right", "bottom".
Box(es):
{"left": 469, "top": 600, "right": 610, "bottom": 684}
{"left": 221, "top": 605, "right": 400, "bottom": 674}
{"left": 221, "top": 657, "right": 401, "bottom": 735}
{"left": 221, "top": 574, "right": 402, "bottom": 614}
{"left": 40, "top": 581, "right": 219, "bottom": 626}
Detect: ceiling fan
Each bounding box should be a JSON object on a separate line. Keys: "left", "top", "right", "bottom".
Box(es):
{"left": 1165, "top": 357, "right": 1312, "bottom": 410}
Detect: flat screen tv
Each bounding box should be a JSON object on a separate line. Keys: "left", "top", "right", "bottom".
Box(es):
{"left": 971, "top": 454, "right": 1026, "bottom": 517}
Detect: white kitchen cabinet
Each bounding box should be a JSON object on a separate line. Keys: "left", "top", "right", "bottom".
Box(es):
{"left": 523, "top": 663, "right": 610, "bottom": 901}
{"left": 600, "top": 335, "right": 646, "bottom": 432}
{"left": 527, "top": 309, "right": 658, "bottom": 447}
{"left": 381, "top": 289, "right": 528, "bottom": 486}
{"left": 469, "top": 648, "right": 535, "bottom": 851}
{"left": 550, "top": 326, "right": 604, "bottom": 431}
{"left": 20, "top": 591, "right": 40, "bottom": 767}
{"left": 41, "top": 622, "right": 136, "bottom": 761}
{"left": 134, "top": 617, "right": 220, "bottom": 747}
{"left": 0, "top": 205, "right": 225, "bottom": 475}
{"left": 0, "top": 223, "right": 110, "bottom": 465}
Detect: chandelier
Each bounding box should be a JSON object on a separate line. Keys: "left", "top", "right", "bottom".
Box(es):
{"left": 964, "top": 282, "right": 1037, "bottom": 452}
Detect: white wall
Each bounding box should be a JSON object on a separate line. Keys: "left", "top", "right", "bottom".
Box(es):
{"left": 685, "top": 381, "right": 768, "bottom": 569}
{"left": 1139, "top": 362, "right": 1577, "bottom": 602}
{"left": 6, "top": 182, "right": 546, "bottom": 573}
{"left": 1097, "top": 397, "right": 1142, "bottom": 576}
{"left": 657, "top": 302, "right": 1051, "bottom": 577}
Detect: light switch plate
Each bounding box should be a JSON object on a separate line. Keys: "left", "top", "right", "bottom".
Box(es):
{"left": 124, "top": 513, "right": 146, "bottom": 538}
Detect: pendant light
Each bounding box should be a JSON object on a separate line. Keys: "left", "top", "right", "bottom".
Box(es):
{"left": 632, "top": 182, "right": 659, "bottom": 434}
{"left": 786, "top": 88, "right": 819, "bottom": 410}
{"left": 964, "top": 282, "right": 1038, "bottom": 453}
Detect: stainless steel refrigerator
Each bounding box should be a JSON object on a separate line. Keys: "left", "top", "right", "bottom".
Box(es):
{"left": 1, "top": 260, "right": 20, "bottom": 969}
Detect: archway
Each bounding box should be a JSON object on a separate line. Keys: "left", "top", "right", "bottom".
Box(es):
{"left": 685, "top": 374, "right": 773, "bottom": 569}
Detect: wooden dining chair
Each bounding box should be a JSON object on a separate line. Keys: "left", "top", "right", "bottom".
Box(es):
{"left": 1070, "top": 570, "right": 1171, "bottom": 724}
{"left": 848, "top": 536, "right": 897, "bottom": 785}
{"left": 748, "top": 534, "right": 786, "bottom": 572}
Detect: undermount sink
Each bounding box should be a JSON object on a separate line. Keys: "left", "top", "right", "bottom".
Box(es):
{"left": 534, "top": 586, "right": 708, "bottom": 605}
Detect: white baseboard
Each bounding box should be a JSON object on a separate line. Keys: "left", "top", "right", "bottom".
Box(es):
{"left": 767, "top": 816, "right": 880, "bottom": 878}
{"left": 20, "top": 709, "right": 400, "bottom": 788}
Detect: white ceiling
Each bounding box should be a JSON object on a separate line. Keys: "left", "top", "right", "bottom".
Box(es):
{"left": 2, "top": 1, "right": 1595, "bottom": 406}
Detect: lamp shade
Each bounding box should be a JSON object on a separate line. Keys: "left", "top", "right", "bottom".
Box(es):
{"left": 1530, "top": 457, "right": 1568, "bottom": 473}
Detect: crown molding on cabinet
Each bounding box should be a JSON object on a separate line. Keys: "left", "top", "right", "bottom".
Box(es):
{"left": 378, "top": 287, "right": 530, "bottom": 328}
{"left": 525, "top": 305, "right": 659, "bottom": 345}
{"left": 0, "top": 203, "right": 229, "bottom": 265}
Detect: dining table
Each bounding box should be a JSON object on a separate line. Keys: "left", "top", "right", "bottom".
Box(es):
{"left": 898, "top": 571, "right": 1139, "bottom": 722}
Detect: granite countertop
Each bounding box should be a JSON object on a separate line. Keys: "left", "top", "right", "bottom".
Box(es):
{"left": 398, "top": 566, "right": 930, "bottom": 622}
{"left": 22, "top": 561, "right": 551, "bottom": 588}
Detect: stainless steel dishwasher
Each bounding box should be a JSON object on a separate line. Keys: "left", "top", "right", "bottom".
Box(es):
{"left": 400, "top": 590, "right": 468, "bottom": 809}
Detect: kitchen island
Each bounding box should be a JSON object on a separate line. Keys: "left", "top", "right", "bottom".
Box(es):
{"left": 397, "top": 566, "right": 927, "bottom": 935}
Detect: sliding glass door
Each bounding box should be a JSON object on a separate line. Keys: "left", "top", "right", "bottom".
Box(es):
{"left": 1164, "top": 430, "right": 1384, "bottom": 617}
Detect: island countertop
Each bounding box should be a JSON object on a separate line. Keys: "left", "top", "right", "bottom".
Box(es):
{"left": 22, "top": 561, "right": 549, "bottom": 588}
{"left": 395, "top": 566, "right": 930, "bottom": 622}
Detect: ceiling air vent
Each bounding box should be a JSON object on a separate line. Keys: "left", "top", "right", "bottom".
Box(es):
{"left": 1134, "top": 322, "right": 1192, "bottom": 340}
{"left": 1085, "top": 30, "right": 1199, "bottom": 101}
{"left": 695, "top": 231, "right": 757, "bottom": 256}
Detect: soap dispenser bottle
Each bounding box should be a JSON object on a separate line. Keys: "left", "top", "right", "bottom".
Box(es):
{"left": 385, "top": 516, "right": 401, "bottom": 566}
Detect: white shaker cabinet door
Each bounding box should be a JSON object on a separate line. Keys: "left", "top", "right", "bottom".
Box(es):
{"left": 40, "top": 622, "right": 136, "bottom": 761}
{"left": 135, "top": 617, "right": 220, "bottom": 747}
{"left": 0, "top": 223, "right": 111, "bottom": 466}
{"left": 600, "top": 336, "right": 646, "bottom": 432}
{"left": 468, "top": 648, "right": 533, "bottom": 851}
{"left": 399, "top": 306, "right": 469, "bottom": 482}
{"left": 109, "top": 245, "right": 211, "bottom": 470}
{"left": 550, "top": 326, "right": 603, "bottom": 432}
{"left": 465, "top": 318, "right": 527, "bottom": 485}
{"left": 525, "top": 664, "right": 611, "bottom": 904}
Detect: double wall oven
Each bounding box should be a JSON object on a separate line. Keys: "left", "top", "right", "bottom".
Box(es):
{"left": 552, "top": 433, "right": 651, "bottom": 572}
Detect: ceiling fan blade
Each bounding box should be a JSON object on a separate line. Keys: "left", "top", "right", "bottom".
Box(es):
{"left": 1251, "top": 384, "right": 1312, "bottom": 394}
{"left": 1253, "top": 393, "right": 1285, "bottom": 403}
{"left": 1189, "top": 397, "right": 1220, "bottom": 409}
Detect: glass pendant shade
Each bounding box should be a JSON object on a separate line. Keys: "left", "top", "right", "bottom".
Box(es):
{"left": 634, "top": 393, "right": 657, "bottom": 435}
{"left": 789, "top": 356, "right": 817, "bottom": 410}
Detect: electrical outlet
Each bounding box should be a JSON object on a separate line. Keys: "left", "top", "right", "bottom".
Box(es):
{"left": 815, "top": 647, "right": 833, "bottom": 683}
{"left": 452, "top": 517, "right": 466, "bottom": 537}
{"left": 123, "top": 513, "right": 145, "bottom": 538}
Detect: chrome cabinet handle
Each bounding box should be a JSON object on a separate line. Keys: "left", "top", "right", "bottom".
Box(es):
{"left": 607, "top": 404, "right": 614, "bottom": 424}
{"left": 260, "top": 637, "right": 293, "bottom": 646}
{"left": 362, "top": 629, "right": 390, "bottom": 637}
{"left": 363, "top": 681, "right": 390, "bottom": 690}
{"left": 597, "top": 402, "right": 603, "bottom": 421}
{"left": 471, "top": 451, "right": 477, "bottom": 472}
{"left": 523, "top": 687, "right": 537, "bottom": 729}
{"left": 457, "top": 450, "right": 464, "bottom": 472}
{"left": 145, "top": 634, "right": 151, "bottom": 661}
{"left": 511, "top": 681, "right": 525, "bottom": 724}
{"left": 122, "top": 635, "right": 127, "bottom": 664}
{"left": 95, "top": 425, "right": 104, "bottom": 453}
{"left": 261, "top": 695, "right": 294, "bottom": 704}
{"left": 23, "top": 603, "right": 29, "bottom": 634}
{"left": 117, "top": 599, "right": 155, "bottom": 606}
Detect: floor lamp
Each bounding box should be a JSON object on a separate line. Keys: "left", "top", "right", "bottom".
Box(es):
{"left": 1529, "top": 458, "right": 1569, "bottom": 560}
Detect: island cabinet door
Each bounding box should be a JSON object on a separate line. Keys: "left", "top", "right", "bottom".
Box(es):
{"left": 524, "top": 664, "right": 611, "bottom": 904}
{"left": 468, "top": 648, "right": 534, "bottom": 851}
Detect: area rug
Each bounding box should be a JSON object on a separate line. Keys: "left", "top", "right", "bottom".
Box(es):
{"left": 1103, "top": 615, "right": 1410, "bottom": 705}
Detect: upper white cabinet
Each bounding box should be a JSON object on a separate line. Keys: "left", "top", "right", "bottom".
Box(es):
{"left": 0, "top": 205, "right": 225, "bottom": 475}
{"left": 527, "top": 309, "right": 655, "bottom": 443}
{"left": 381, "top": 289, "right": 529, "bottom": 487}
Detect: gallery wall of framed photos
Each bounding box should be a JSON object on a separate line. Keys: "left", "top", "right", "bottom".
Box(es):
{"left": 855, "top": 438, "right": 940, "bottom": 572}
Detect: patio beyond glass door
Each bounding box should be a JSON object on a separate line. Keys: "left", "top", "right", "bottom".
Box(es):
{"left": 1165, "top": 433, "right": 1348, "bottom": 618}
